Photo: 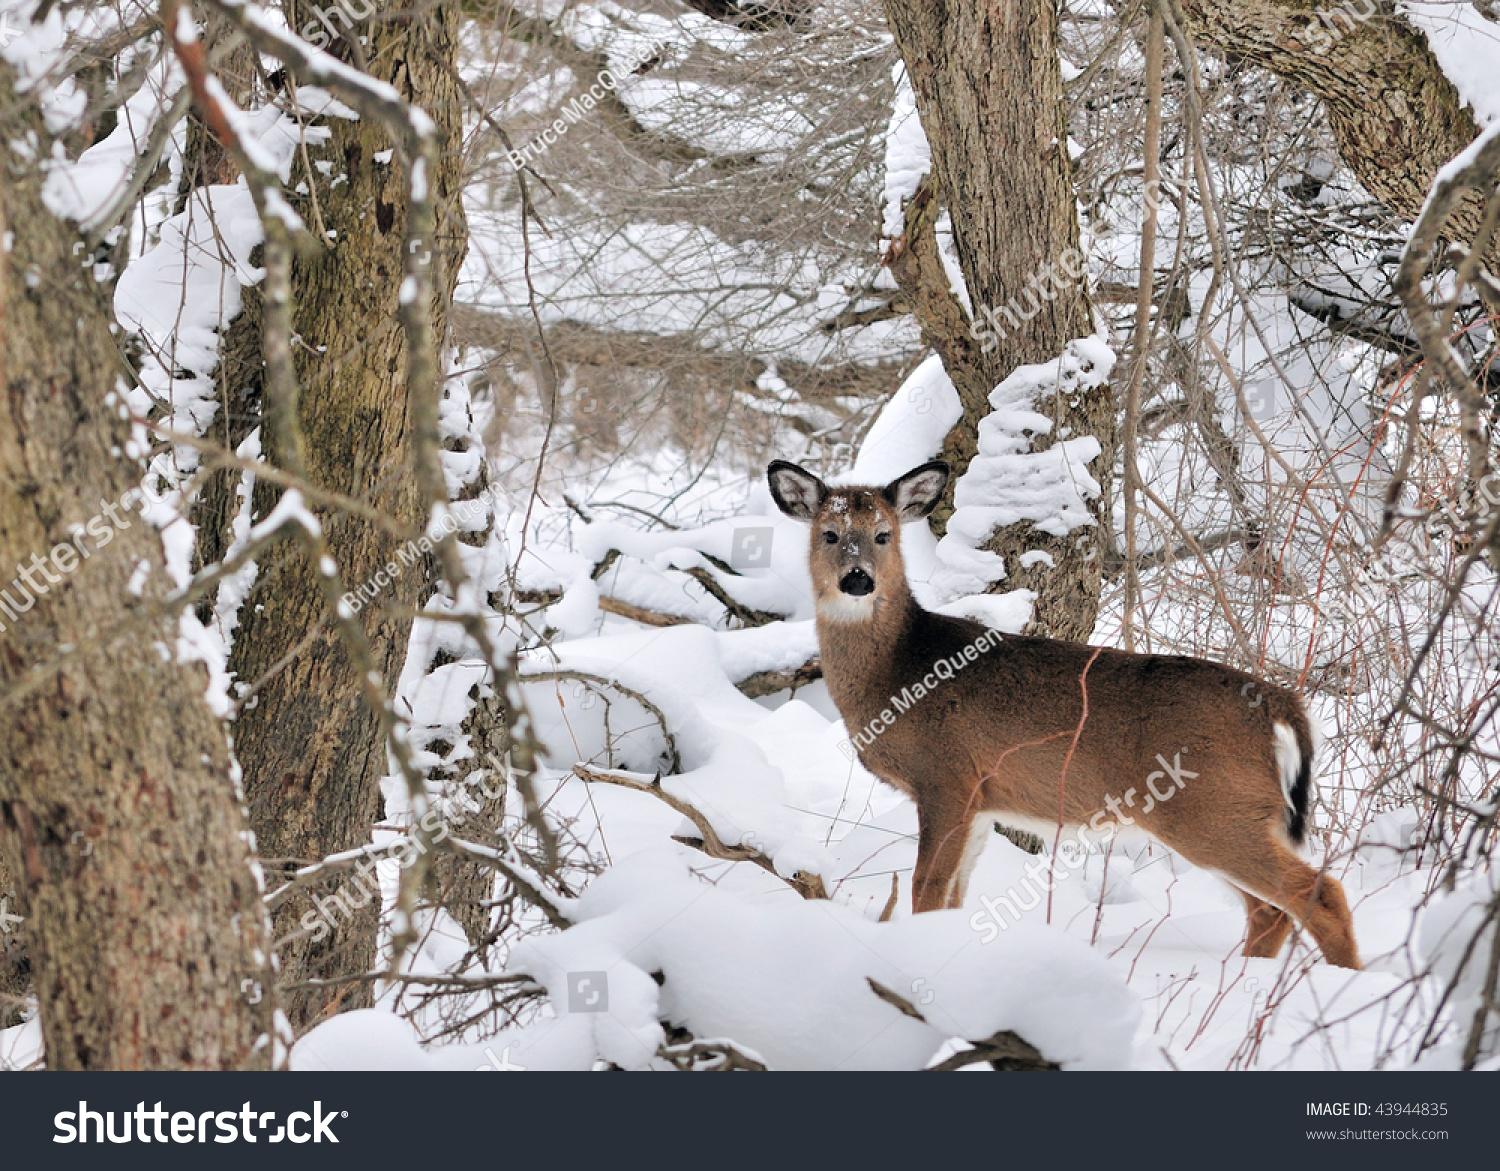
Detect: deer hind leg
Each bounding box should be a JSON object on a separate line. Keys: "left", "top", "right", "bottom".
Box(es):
{"left": 1240, "top": 891, "right": 1294, "bottom": 959}
{"left": 1225, "top": 837, "right": 1361, "bottom": 969}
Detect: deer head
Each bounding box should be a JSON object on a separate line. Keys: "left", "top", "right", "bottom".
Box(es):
{"left": 767, "top": 460, "right": 948, "bottom": 623}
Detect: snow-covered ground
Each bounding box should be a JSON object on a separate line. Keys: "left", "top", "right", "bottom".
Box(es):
{"left": 276, "top": 368, "right": 1497, "bottom": 1072}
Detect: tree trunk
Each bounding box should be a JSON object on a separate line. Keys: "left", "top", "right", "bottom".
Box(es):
{"left": 193, "top": 4, "right": 469, "bottom": 1028}
{"left": 0, "top": 847, "right": 28, "bottom": 1029}
{"left": 0, "top": 65, "right": 278, "bottom": 1070}
{"left": 425, "top": 684, "right": 511, "bottom": 950}
{"left": 882, "top": 0, "right": 1110, "bottom": 641}
{"left": 1176, "top": 1, "right": 1488, "bottom": 248}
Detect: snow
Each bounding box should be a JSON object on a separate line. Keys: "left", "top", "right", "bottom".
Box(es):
{"left": 210, "top": 431, "right": 263, "bottom": 652}
{"left": 881, "top": 62, "right": 928, "bottom": 243}
{"left": 239, "top": 1, "right": 407, "bottom": 112}
{"left": 333, "top": 408, "right": 1458, "bottom": 1073}
{"left": 288, "top": 85, "right": 360, "bottom": 122}
{"left": 293, "top": 849, "right": 1138, "bottom": 1070}
{"left": 38, "top": 55, "right": 180, "bottom": 228}
{"left": 249, "top": 488, "right": 323, "bottom": 542}
{"left": 6, "top": 0, "right": 1499, "bottom": 1080}
{"left": 875, "top": 65, "right": 970, "bottom": 314}
{"left": 206, "top": 78, "right": 291, "bottom": 177}
{"left": 1422, "top": 117, "right": 1500, "bottom": 223}
{"left": 934, "top": 333, "right": 1116, "bottom": 601}
{"left": 461, "top": 208, "right": 915, "bottom": 367}
{"left": 514, "top": 849, "right": 1136, "bottom": 1070}
{"left": 0, "top": 0, "right": 82, "bottom": 134}
{"left": 848, "top": 353, "right": 962, "bottom": 485}
{"left": 261, "top": 188, "right": 304, "bottom": 232}
{"left": 562, "top": 0, "right": 751, "bottom": 63}
{"left": 934, "top": 210, "right": 973, "bottom": 316}
{"left": 1417, "top": 864, "right": 1499, "bottom": 1068}
{"left": 629, "top": 80, "right": 813, "bottom": 159}
{"left": 113, "top": 102, "right": 312, "bottom": 464}
{"left": 1400, "top": 2, "right": 1500, "bottom": 127}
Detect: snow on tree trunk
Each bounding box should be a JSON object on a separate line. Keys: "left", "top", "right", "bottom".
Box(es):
{"left": 194, "top": 6, "right": 470, "bottom": 1028}
{"left": 881, "top": 0, "right": 1111, "bottom": 641}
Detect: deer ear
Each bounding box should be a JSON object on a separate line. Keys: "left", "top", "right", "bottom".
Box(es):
{"left": 767, "top": 461, "right": 828, "bottom": 521}
{"left": 884, "top": 461, "right": 949, "bottom": 522}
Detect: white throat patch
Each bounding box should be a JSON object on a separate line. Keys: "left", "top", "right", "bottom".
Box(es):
{"left": 817, "top": 592, "right": 878, "bottom": 623}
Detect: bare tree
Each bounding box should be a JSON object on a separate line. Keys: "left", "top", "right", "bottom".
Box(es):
{"left": 186, "top": 1, "right": 471, "bottom": 1028}
{"left": 882, "top": 0, "right": 1108, "bottom": 639}
{"left": 0, "top": 59, "right": 279, "bottom": 1070}
{"left": 1177, "top": 0, "right": 1491, "bottom": 250}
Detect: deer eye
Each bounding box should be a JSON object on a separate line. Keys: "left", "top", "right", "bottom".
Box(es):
{"left": 822, "top": 530, "right": 838, "bottom": 544}
{"left": 875, "top": 531, "right": 891, "bottom": 545}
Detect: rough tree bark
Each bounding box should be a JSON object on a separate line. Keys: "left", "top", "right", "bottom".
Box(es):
{"left": 1176, "top": 0, "right": 1487, "bottom": 245}
{"left": 0, "top": 64, "right": 278, "bottom": 1070}
{"left": 881, "top": 0, "right": 1110, "bottom": 641}
{"left": 192, "top": 3, "right": 469, "bottom": 1028}
{"left": 0, "top": 849, "right": 27, "bottom": 1029}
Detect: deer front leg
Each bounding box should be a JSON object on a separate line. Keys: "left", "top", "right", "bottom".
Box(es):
{"left": 912, "top": 791, "right": 983, "bottom": 913}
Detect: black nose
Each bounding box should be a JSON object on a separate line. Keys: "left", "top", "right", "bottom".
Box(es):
{"left": 840, "top": 568, "right": 874, "bottom": 597}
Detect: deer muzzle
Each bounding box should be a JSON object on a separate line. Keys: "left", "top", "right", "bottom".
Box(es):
{"left": 839, "top": 568, "right": 875, "bottom": 596}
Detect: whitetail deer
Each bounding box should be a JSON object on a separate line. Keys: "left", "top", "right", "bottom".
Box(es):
{"left": 768, "top": 459, "right": 1361, "bottom": 969}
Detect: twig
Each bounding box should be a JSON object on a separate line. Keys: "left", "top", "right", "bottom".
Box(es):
{"left": 1393, "top": 120, "right": 1500, "bottom": 539}
{"left": 516, "top": 588, "right": 696, "bottom": 628}
{"left": 573, "top": 765, "right": 827, "bottom": 900}
{"left": 926, "top": 1031, "right": 1059, "bottom": 1072}
{"left": 528, "top": 670, "right": 683, "bottom": 774}
{"left": 878, "top": 872, "right": 900, "bottom": 923}
{"left": 441, "top": 836, "right": 572, "bottom": 931}
{"left": 735, "top": 659, "right": 823, "bottom": 698}
{"left": 1121, "top": 9, "right": 1164, "bottom": 651}
{"left": 681, "top": 566, "right": 785, "bottom": 628}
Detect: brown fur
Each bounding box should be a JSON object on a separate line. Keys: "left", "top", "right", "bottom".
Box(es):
{"left": 769, "top": 461, "right": 1360, "bottom": 969}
